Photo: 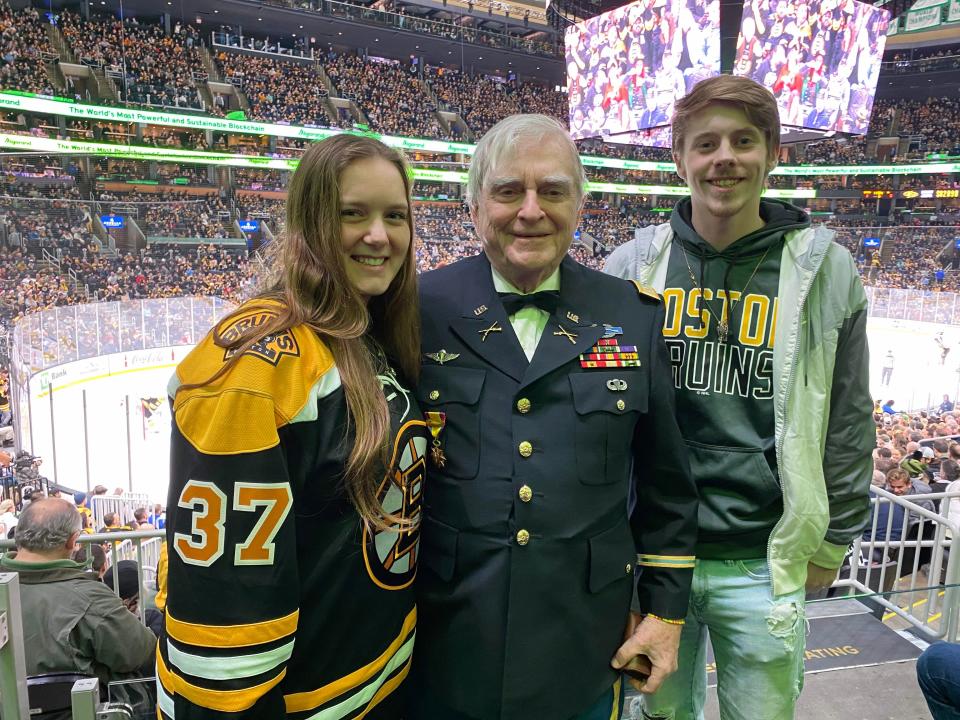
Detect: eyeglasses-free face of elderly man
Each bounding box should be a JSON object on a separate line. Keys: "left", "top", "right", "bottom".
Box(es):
{"left": 469, "top": 131, "right": 585, "bottom": 293}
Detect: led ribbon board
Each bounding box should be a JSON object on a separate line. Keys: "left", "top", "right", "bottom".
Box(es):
{"left": 1, "top": 91, "right": 958, "bottom": 177}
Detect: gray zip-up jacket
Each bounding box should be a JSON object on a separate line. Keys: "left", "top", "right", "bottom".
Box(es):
{"left": 606, "top": 221, "right": 874, "bottom": 596}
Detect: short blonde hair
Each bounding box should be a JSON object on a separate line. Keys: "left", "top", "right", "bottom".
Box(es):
{"left": 0, "top": 499, "right": 14, "bottom": 514}
{"left": 672, "top": 75, "right": 781, "bottom": 160}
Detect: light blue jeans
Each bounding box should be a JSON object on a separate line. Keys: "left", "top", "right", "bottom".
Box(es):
{"left": 640, "top": 558, "right": 807, "bottom": 720}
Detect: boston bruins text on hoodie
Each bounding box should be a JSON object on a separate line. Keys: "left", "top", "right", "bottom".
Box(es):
{"left": 663, "top": 199, "right": 810, "bottom": 560}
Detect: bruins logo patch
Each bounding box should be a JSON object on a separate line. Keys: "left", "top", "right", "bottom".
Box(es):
{"left": 363, "top": 419, "right": 426, "bottom": 591}
{"left": 221, "top": 311, "right": 300, "bottom": 366}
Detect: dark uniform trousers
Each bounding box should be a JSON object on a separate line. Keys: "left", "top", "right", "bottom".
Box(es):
{"left": 410, "top": 254, "right": 697, "bottom": 720}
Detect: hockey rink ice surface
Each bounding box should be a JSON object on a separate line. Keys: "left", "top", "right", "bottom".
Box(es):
{"left": 869, "top": 316, "right": 960, "bottom": 412}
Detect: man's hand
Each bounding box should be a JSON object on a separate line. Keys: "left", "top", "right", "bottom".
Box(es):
{"left": 805, "top": 561, "right": 839, "bottom": 592}
{"left": 610, "top": 611, "right": 682, "bottom": 693}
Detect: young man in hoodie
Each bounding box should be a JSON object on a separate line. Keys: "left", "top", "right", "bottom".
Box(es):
{"left": 605, "top": 75, "right": 874, "bottom": 719}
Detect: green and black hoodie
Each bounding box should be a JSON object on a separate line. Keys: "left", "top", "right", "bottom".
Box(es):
{"left": 664, "top": 198, "right": 810, "bottom": 559}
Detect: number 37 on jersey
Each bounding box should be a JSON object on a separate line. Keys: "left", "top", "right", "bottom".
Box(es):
{"left": 173, "top": 479, "right": 293, "bottom": 567}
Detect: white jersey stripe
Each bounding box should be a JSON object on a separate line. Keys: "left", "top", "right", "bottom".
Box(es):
{"left": 306, "top": 633, "right": 414, "bottom": 720}
{"left": 157, "top": 675, "right": 176, "bottom": 719}
{"left": 290, "top": 367, "right": 342, "bottom": 424}
{"left": 168, "top": 638, "right": 296, "bottom": 681}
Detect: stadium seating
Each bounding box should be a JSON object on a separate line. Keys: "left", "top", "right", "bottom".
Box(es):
{"left": 0, "top": 10, "right": 956, "bottom": 363}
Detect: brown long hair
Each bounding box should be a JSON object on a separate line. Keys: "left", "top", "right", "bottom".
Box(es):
{"left": 190, "top": 134, "right": 420, "bottom": 528}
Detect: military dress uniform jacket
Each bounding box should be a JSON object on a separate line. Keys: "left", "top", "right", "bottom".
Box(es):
{"left": 414, "top": 254, "right": 698, "bottom": 720}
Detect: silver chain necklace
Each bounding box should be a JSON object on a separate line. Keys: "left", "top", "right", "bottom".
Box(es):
{"left": 677, "top": 242, "right": 771, "bottom": 344}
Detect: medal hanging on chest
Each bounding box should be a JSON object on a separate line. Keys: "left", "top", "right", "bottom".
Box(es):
{"left": 425, "top": 411, "right": 447, "bottom": 469}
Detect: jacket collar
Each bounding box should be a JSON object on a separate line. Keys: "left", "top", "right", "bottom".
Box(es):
{"left": 448, "top": 254, "right": 605, "bottom": 387}
{"left": 0, "top": 552, "right": 92, "bottom": 584}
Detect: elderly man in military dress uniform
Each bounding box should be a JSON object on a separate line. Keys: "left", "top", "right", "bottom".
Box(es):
{"left": 411, "top": 114, "right": 699, "bottom": 720}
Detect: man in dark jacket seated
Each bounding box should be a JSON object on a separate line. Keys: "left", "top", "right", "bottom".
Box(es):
{"left": 0, "top": 498, "right": 156, "bottom": 686}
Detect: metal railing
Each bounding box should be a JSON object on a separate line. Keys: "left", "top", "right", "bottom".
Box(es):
{"left": 836, "top": 485, "right": 960, "bottom": 642}
{"left": 882, "top": 54, "right": 960, "bottom": 75}
{"left": 0, "top": 530, "right": 164, "bottom": 614}
{"left": 265, "top": 0, "right": 560, "bottom": 57}
{"left": 88, "top": 495, "right": 152, "bottom": 533}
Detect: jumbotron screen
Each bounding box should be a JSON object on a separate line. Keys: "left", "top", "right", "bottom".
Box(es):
{"left": 603, "top": 125, "right": 673, "bottom": 149}
{"left": 565, "top": 0, "right": 720, "bottom": 141}
{"left": 733, "top": 0, "right": 890, "bottom": 135}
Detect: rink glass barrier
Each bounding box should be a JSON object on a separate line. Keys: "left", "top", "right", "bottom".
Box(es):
{"left": 866, "top": 287, "right": 960, "bottom": 324}
{"left": 11, "top": 297, "right": 235, "bottom": 372}
{"left": 8, "top": 297, "right": 235, "bottom": 497}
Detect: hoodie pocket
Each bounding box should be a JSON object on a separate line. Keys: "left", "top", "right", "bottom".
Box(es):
{"left": 684, "top": 440, "right": 782, "bottom": 540}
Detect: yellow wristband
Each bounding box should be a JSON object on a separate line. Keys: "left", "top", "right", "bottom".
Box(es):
{"left": 646, "top": 613, "right": 685, "bottom": 626}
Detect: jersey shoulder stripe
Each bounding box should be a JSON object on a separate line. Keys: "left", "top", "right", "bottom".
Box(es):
{"left": 172, "top": 300, "right": 340, "bottom": 455}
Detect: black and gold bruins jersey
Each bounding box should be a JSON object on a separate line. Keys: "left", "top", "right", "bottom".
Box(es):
{"left": 157, "top": 301, "right": 426, "bottom": 720}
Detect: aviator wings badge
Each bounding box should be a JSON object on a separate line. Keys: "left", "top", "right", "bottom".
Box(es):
{"left": 424, "top": 349, "right": 461, "bottom": 365}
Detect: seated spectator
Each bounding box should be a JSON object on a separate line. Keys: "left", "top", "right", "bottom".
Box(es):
{"left": 73, "top": 491, "right": 92, "bottom": 523}
{"left": 98, "top": 511, "right": 122, "bottom": 533}
{"left": 921, "top": 446, "right": 939, "bottom": 482}
{"left": 72, "top": 541, "right": 107, "bottom": 579}
{"left": 862, "top": 468, "right": 935, "bottom": 563}
{"left": 132, "top": 507, "right": 154, "bottom": 530}
{"left": 901, "top": 446, "right": 929, "bottom": 480}
{"left": 917, "top": 642, "right": 960, "bottom": 719}
{"left": 147, "top": 504, "right": 165, "bottom": 529}
{"left": 941, "top": 443, "right": 960, "bottom": 484}
{"left": 888, "top": 467, "right": 936, "bottom": 511}
{"left": 0, "top": 498, "right": 16, "bottom": 537}
{"left": 0, "top": 498, "right": 156, "bottom": 684}
{"left": 104, "top": 560, "right": 163, "bottom": 639}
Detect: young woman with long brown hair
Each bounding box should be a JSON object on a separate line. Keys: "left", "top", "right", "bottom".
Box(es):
{"left": 157, "top": 134, "right": 426, "bottom": 720}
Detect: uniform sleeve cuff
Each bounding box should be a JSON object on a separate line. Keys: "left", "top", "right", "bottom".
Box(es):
{"left": 810, "top": 540, "right": 848, "bottom": 570}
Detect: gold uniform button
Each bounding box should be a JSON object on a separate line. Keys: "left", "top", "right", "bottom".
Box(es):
{"left": 516, "top": 398, "right": 532, "bottom": 414}
{"left": 516, "top": 529, "right": 531, "bottom": 546}
{"left": 616, "top": 399, "right": 626, "bottom": 411}
{"left": 518, "top": 441, "right": 533, "bottom": 458}
{"left": 625, "top": 563, "right": 633, "bottom": 574}
{"left": 428, "top": 390, "right": 440, "bottom": 401}
{"left": 519, "top": 485, "right": 533, "bottom": 503}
